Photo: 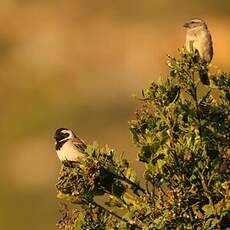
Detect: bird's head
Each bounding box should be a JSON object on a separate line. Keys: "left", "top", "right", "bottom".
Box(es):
{"left": 54, "top": 128, "right": 75, "bottom": 143}
{"left": 183, "top": 18, "right": 207, "bottom": 29}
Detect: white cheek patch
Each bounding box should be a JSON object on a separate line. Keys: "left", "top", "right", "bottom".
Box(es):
{"left": 60, "top": 136, "right": 70, "bottom": 142}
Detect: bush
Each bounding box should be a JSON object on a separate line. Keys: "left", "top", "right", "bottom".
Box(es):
{"left": 56, "top": 49, "right": 230, "bottom": 230}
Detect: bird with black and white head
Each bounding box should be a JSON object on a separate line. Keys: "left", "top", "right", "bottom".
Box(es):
{"left": 54, "top": 128, "right": 87, "bottom": 162}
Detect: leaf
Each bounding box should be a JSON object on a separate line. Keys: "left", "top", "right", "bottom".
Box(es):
{"left": 123, "top": 192, "right": 139, "bottom": 207}
{"left": 202, "top": 204, "right": 215, "bottom": 217}
{"left": 157, "top": 130, "right": 169, "bottom": 145}
{"left": 75, "top": 212, "right": 85, "bottom": 230}
{"left": 156, "top": 159, "right": 166, "bottom": 174}
{"left": 222, "top": 181, "right": 229, "bottom": 190}
{"left": 56, "top": 191, "right": 71, "bottom": 200}
{"left": 125, "top": 168, "right": 136, "bottom": 183}
{"left": 85, "top": 142, "right": 98, "bottom": 156}
{"left": 106, "top": 195, "right": 124, "bottom": 208}
{"left": 203, "top": 218, "right": 220, "bottom": 229}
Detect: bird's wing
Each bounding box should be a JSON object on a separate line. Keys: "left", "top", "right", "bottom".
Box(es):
{"left": 72, "top": 136, "right": 87, "bottom": 153}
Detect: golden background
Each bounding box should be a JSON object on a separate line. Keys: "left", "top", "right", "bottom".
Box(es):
{"left": 0, "top": 1, "right": 229, "bottom": 229}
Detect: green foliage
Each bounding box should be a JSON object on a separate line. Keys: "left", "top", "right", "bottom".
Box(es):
{"left": 56, "top": 49, "right": 230, "bottom": 229}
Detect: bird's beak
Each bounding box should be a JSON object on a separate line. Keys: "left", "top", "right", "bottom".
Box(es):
{"left": 183, "top": 22, "right": 189, "bottom": 28}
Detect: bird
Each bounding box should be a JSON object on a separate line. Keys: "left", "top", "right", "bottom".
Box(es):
{"left": 183, "top": 18, "right": 213, "bottom": 64}
{"left": 183, "top": 18, "right": 213, "bottom": 85}
{"left": 54, "top": 128, "right": 87, "bottom": 162}
{"left": 54, "top": 128, "right": 146, "bottom": 195}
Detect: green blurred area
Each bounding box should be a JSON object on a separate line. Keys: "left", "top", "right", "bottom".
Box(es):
{"left": 0, "top": 1, "right": 229, "bottom": 229}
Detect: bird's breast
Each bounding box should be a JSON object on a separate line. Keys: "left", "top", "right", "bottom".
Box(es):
{"left": 186, "top": 29, "right": 213, "bottom": 63}
{"left": 57, "top": 141, "right": 84, "bottom": 162}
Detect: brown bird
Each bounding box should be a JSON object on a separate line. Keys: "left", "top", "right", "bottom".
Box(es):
{"left": 184, "top": 18, "right": 213, "bottom": 63}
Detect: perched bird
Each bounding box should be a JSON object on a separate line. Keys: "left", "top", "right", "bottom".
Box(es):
{"left": 184, "top": 18, "right": 213, "bottom": 63}
{"left": 54, "top": 128, "right": 87, "bottom": 162}
{"left": 54, "top": 128, "right": 146, "bottom": 194}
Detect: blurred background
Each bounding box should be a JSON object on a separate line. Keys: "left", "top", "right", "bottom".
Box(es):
{"left": 0, "top": 0, "right": 229, "bottom": 229}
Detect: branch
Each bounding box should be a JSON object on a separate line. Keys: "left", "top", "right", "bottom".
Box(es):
{"left": 117, "top": 174, "right": 147, "bottom": 195}
{"left": 90, "top": 200, "right": 142, "bottom": 229}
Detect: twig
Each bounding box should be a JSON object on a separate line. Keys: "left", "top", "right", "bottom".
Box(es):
{"left": 90, "top": 200, "right": 142, "bottom": 229}
{"left": 117, "top": 174, "right": 147, "bottom": 195}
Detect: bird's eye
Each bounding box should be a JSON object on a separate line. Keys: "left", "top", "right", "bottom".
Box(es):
{"left": 61, "top": 132, "right": 69, "bottom": 138}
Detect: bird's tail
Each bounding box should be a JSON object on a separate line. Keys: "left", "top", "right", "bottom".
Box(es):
{"left": 199, "top": 62, "right": 210, "bottom": 85}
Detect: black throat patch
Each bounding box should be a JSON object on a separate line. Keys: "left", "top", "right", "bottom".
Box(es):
{"left": 55, "top": 139, "right": 68, "bottom": 151}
